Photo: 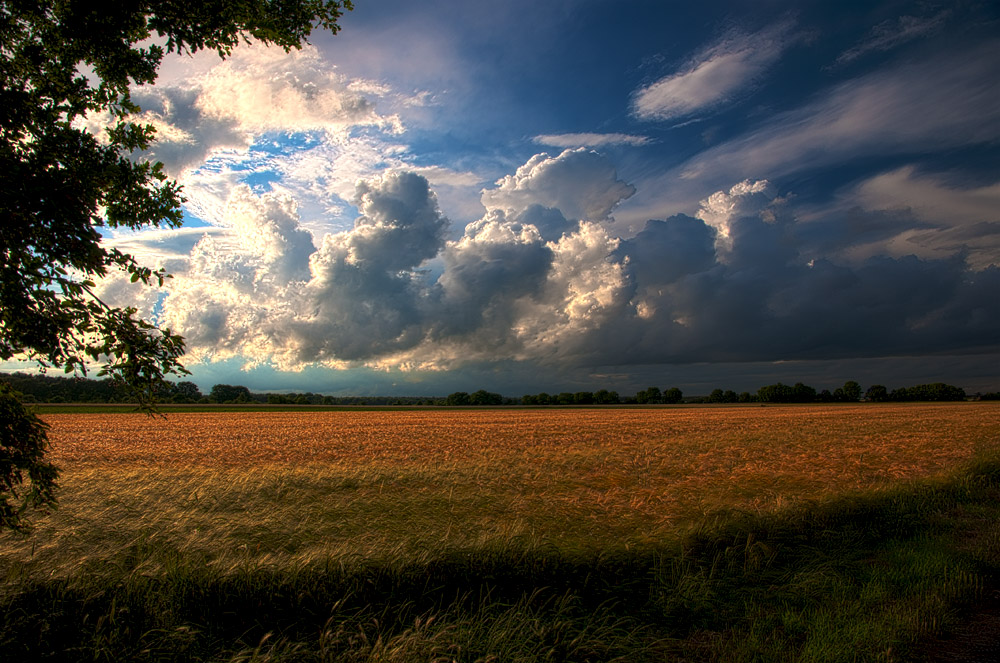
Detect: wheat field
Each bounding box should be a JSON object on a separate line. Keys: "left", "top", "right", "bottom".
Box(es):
{"left": 2, "top": 402, "right": 995, "bottom": 576}
{"left": 3, "top": 403, "right": 1000, "bottom": 661}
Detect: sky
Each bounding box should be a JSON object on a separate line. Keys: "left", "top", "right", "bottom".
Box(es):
{"left": 59, "top": 0, "right": 1000, "bottom": 395}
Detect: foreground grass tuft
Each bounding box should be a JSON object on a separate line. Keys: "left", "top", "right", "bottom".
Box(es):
{"left": 3, "top": 456, "right": 1000, "bottom": 661}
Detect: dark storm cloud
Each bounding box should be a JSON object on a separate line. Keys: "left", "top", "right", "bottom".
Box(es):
{"left": 293, "top": 171, "right": 449, "bottom": 362}
{"left": 598, "top": 195, "right": 1000, "bottom": 367}
{"left": 436, "top": 209, "right": 554, "bottom": 336}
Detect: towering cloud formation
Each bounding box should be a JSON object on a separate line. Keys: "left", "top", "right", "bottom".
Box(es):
{"left": 298, "top": 171, "right": 449, "bottom": 363}
{"left": 696, "top": 179, "right": 778, "bottom": 258}
{"left": 108, "top": 149, "right": 997, "bottom": 377}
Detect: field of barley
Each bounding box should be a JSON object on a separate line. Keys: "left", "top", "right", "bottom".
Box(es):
{"left": 3, "top": 402, "right": 1000, "bottom": 662}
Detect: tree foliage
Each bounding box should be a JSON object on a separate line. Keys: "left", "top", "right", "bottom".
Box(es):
{"left": 636, "top": 386, "right": 662, "bottom": 404}
{"left": 889, "top": 382, "right": 966, "bottom": 402}
{"left": 757, "top": 382, "right": 819, "bottom": 404}
{"left": 469, "top": 389, "right": 504, "bottom": 406}
{"left": 0, "top": 383, "right": 58, "bottom": 532}
{"left": 866, "top": 384, "right": 889, "bottom": 402}
{"left": 209, "top": 384, "right": 252, "bottom": 404}
{"left": 0, "top": 0, "right": 352, "bottom": 530}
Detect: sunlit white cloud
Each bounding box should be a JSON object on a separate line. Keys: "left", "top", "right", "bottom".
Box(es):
{"left": 135, "top": 43, "right": 401, "bottom": 177}
{"left": 696, "top": 179, "right": 777, "bottom": 258}
{"left": 112, "top": 41, "right": 423, "bottom": 243}
{"left": 632, "top": 20, "right": 797, "bottom": 120}
{"left": 482, "top": 148, "right": 636, "bottom": 222}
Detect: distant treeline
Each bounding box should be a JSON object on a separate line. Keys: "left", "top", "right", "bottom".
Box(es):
{"left": 521, "top": 381, "right": 973, "bottom": 404}
{"left": 0, "top": 374, "right": 440, "bottom": 406}
{"left": 2, "top": 373, "right": 990, "bottom": 406}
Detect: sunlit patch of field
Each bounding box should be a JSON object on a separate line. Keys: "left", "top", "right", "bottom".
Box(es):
{"left": 3, "top": 403, "right": 997, "bottom": 577}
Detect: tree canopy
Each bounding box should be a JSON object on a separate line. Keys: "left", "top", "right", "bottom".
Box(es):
{"left": 1, "top": 0, "right": 352, "bottom": 402}
{"left": 0, "top": 0, "right": 352, "bottom": 531}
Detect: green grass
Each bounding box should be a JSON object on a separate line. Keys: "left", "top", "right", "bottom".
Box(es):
{"left": 3, "top": 456, "right": 1000, "bottom": 661}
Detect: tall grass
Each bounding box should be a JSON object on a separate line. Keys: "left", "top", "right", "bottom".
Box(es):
{"left": 3, "top": 457, "right": 1000, "bottom": 660}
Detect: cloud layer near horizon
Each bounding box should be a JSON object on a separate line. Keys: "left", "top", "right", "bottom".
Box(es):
{"left": 103, "top": 148, "right": 1000, "bottom": 376}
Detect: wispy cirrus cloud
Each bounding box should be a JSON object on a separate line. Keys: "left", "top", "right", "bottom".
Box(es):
{"left": 835, "top": 10, "right": 950, "bottom": 65}
{"left": 533, "top": 133, "right": 650, "bottom": 148}
{"left": 676, "top": 40, "right": 1000, "bottom": 185}
{"left": 856, "top": 167, "right": 1000, "bottom": 227}
{"left": 632, "top": 20, "right": 797, "bottom": 121}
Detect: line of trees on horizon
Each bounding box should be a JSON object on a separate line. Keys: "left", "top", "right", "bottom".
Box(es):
{"left": 1, "top": 373, "right": 990, "bottom": 406}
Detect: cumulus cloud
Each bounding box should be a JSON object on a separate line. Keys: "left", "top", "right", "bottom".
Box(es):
{"left": 225, "top": 185, "right": 316, "bottom": 282}
{"left": 481, "top": 148, "right": 636, "bottom": 222}
{"left": 436, "top": 209, "right": 552, "bottom": 341}
{"left": 157, "top": 187, "right": 320, "bottom": 363}
{"left": 270, "top": 171, "right": 450, "bottom": 365}
{"left": 145, "top": 157, "right": 638, "bottom": 370}
{"left": 696, "top": 179, "right": 778, "bottom": 257}
{"left": 403, "top": 219, "right": 631, "bottom": 370}
{"left": 533, "top": 222, "right": 629, "bottom": 340}
{"left": 615, "top": 214, "right": 717, "bottom": 321}
{"left": 108, "top": 150, "right": 997, "bottom": 378}
{"left": 633, "top": 21, "right": 796, "bottom": 120}
{"left": 602, "top": 182, "right": 999, "bottom": 365}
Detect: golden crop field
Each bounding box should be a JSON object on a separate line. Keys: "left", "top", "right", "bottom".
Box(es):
{"left": 45, "top": 402, "right": 1000, "bottom": 480}
{"left": 43, "top": 402, "right": 1000, "bottom": 521}
{"left": 7, "top": 402, "right": 999, "bottom": 575}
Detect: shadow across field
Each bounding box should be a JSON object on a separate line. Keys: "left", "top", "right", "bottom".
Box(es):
{"left": 4, "top": 457, "right": 1000, "bottom": 662}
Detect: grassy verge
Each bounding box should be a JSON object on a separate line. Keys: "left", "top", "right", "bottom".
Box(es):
{"left": 3, "top": 456, "right": 999, "bottom": 661}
